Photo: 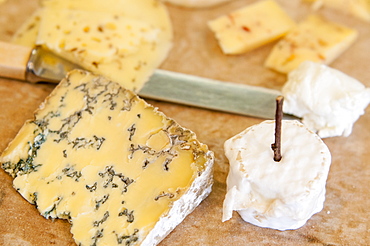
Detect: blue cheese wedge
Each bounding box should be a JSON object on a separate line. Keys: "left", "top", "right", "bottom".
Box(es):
{"left": 264, "top": 15, "right": 358, "bottom": 74}
{"left": 207, "top": 0, "right": 296, "bottom": 54}
{"left": 0, "top": 69, "right": 214, "bottom": 246}
{"left": 12, "top": 0, "right": 173, "bottom": 92}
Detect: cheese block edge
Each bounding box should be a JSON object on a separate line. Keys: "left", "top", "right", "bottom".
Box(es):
{"left": 143, "top": 152, "right": 213, "bottom": 245}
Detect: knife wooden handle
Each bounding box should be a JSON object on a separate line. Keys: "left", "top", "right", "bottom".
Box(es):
{"left": 0, "top": 41, "right": 32, "bottom": 81}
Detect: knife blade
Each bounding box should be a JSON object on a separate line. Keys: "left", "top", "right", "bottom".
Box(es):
{"left": 0, "top": 41, "right": 282, "bottom": 119}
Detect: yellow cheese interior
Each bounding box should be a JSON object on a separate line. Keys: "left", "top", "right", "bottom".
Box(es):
{"left": 264, "top": 14, "right": 358, "bottom": 74}
{"left": 12, "top": 9, "right": 41, "bottom": 47}
{"left": 12, "top": 0, "right": 173, "bottom": 92}
{"left": 207, "top": 0, "right": 296, "bottom": 54}
{"left": 0, "top": 70, "right": 210, "bottom": 246}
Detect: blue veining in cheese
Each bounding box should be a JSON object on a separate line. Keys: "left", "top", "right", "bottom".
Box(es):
{"left": 0, "top": 69, "right": 214, "bottom": 246}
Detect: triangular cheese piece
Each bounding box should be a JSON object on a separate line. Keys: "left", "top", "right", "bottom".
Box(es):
{"left": 207, "top": 0, "right": 296, "bottom": 54}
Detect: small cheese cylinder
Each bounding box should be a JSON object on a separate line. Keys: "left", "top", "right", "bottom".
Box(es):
{"left": 223, "top": 120, "right": 331, "bottom": 231}
{"left": 207, "top": 0, "right": 296, "bottom": 54}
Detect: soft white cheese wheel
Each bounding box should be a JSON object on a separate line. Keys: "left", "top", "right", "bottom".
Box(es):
{"left": 282, "top": 61, "right": 370, "bottom": 138}
{"left": 223, "top": 120, "right": 331, "bottom": 231}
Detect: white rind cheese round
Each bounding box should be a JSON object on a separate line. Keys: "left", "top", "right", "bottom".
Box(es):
{"left": 282, "top": 61, "right": 370, "bottom": 138}
{"left": 223, "top": 120, "right": 331, "bottom": 231}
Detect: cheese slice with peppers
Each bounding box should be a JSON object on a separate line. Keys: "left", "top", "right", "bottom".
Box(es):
{"left": 264, "top": 15, "right": 358, "bottom": 74}
{"left": 12, "top": 0, "right": 173, "bottom": 92}
{"left": 207, "top": 0, "right": 295, "bottom": 54}
{"left": 0, "top": 69, "right": 214, "bottom": 246}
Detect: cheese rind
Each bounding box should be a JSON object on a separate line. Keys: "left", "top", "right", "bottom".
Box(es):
{"left": 207, "top": 0, "right": 296, "bottom": 54}
{"left": 0, "top": 69, "right": 214, "bottom": 246}
{"left": 282, "top": 61, "right": 370, "bottom": 138}
{"left": 223, "top": 120, "right": 332, "bottom": 230}
{"left": 264, "top": 15, "right": 358, "bottom": 74}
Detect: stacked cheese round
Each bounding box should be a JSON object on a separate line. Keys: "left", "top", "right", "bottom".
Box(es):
{"left": 222, "top": 120, "right": 331, "bottom": 230}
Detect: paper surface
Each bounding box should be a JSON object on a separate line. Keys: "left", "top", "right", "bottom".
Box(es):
{"left": 0, "top": 0, "right": 369, "bottom": 245}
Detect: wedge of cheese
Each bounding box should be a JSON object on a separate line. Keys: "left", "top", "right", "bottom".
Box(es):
{"left": 0, "top": 69, "right": 214, "bottom": 246}
{"left": 12, "top": 0, "right": 173, "bottom": 92}
{"left": 207, "top": 0, "right": 296, "bottom": 55}
{"left": 307, "top": 0, "right": 370, "bottom": 22}
{"left": 264, "top": 15, "right": 358, "bottom": 74}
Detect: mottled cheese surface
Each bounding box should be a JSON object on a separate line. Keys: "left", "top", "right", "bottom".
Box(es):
{"left": 0, "top": 70, "right": 214, "bottom": 246}
{"left": 264, "top": 15, "right": 358, "bottom": 74}
{"left": 208, "top": 0, "right": 295, "bottom": 54}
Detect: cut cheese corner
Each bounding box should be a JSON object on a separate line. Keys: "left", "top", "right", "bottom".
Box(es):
{"left": 0, "top": 69, "right": 214, "bottom": 246}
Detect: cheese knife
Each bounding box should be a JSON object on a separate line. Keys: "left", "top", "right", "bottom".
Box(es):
{"left": 0, "top": 41, "right": 282, "bottom": 119}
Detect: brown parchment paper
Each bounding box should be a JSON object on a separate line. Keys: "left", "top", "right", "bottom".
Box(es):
{"left": 0, "top": 0, "right": 369, "bottom": 245}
